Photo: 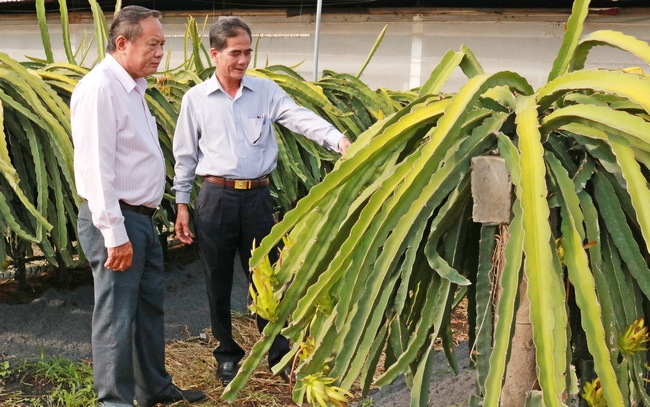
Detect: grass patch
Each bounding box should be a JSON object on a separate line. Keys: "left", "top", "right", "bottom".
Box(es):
{"left": 0, "top": 351, "right": 94, "bottom": 407}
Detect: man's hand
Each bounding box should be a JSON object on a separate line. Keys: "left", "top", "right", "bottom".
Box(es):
{"left": 105, "top": 241, "right": 133, "bottom": 271}
{"left": 175, "top": 203, "right": 194, "bottom": 245}
{"left": 338, "top": 137, "right": 351, "bottom": 155}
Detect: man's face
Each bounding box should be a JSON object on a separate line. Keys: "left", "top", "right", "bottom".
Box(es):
{"left": 119, "top": 16, "right": 165, "bottom": 79}
{"left": 211, "top": 30, "right": 252, "bottom": 84}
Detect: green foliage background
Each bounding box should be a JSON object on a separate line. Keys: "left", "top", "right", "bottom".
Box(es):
{"left": 2, "top": 0, "right": 650, "bottom": 406}
{"left": 0, "top": 0, "right": 398, "bottom": 282}
{"left": 225, "top": 1, "right": 650, "bottom": 407}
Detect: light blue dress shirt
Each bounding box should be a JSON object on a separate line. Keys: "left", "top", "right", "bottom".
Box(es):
{"left": 172, "top": 74, "right": 345, "bottom": 204}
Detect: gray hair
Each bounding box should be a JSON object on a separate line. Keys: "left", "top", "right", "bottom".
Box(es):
{"left": 209, "top": 17, "right": 252, "bottom": 51}
{"left": 106, "top": 6, "right": 161, "bottom": 53}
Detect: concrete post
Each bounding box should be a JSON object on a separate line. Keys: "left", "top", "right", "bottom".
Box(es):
{"left": 470, "top": 155, "right": 537, "bottom": 407}
{"left": 470, "top": 156, "right": 511, "bottom": 226}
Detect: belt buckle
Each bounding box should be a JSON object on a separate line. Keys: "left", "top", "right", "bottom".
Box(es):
{"left": 234, "top": 180, "right": 251, "bottom": 190}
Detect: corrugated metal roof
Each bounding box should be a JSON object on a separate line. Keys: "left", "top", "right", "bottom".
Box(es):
{"left": 0, "top": 0, "right": 646, "bottom": 12}
{"left": 0, "top": 0, "right": 646, "bottom": 16}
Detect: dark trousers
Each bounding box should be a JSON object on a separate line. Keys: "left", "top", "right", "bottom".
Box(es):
{"left": 77, "top": 202, "right": 172, "bottom": 407}
{"left": 193, "top": 182, "right": 290, "bottom": 367}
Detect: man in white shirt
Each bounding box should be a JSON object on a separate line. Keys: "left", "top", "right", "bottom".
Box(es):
{"left": 172, "top": 17, "right": 350, "bottom": 386}
{"left": 71, "top": 6, "right": 204, "bottom": 406}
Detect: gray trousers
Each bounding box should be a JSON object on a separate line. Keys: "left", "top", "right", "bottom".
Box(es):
{"left": 78, "top": 202, "right": 172, "bottom": 407}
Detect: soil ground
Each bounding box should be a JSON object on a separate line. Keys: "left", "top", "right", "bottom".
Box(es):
{"left": 0, "top": 243, "right": 475, "bottom": 406}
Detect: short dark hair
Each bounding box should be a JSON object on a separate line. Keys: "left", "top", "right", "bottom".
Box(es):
{"left": 209, "top": 17, "right": 252, "bottom": 51}
{"left": 106, "top": 6, "right": 161, "bottom": 53}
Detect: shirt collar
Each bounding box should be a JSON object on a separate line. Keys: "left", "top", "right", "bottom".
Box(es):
{"left": 242, "top": 76, "right": 256, "bottom": 92}
{"left": 104, "top": 54, "right": 148, "bottom": 94}
{"left": 206, "top": 74, "right": 256, "bottom": 95}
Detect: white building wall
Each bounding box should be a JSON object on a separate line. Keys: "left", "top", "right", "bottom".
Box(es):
{"left": 1, "top": 7, "right": 649, "bottom": 92}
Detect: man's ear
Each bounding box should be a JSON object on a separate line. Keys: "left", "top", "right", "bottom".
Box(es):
{"left": 209, "top": 48, "right": 219, "bottom": 65}
{"left": 115, "top": 35, "right": 128, "bottom": 52}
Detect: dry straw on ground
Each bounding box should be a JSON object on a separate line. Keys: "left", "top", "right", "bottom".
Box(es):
{"left": 164, "top": 298, "right": 469, "bottom": 407}
{"left": 162, "top": 313, "right": 380, "bottom": 406}
{"left": 162, "top": 314, "right": 296, "bottom": 407}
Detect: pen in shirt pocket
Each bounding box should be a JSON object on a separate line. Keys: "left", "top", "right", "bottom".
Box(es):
{"left": 254, "top": 114, "right": 266, "bottom": 144}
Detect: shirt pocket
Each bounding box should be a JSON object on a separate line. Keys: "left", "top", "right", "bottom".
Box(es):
{"left": 246, "top": 116, "right": 265, "bottom": 146}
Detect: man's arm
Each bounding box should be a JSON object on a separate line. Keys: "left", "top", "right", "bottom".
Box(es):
{"left": 105, "top": 242, "right": 134, "bottom": 271}
{"left": 175, "top": 203, "right": 193, "bottom": 244}
{"left": 269, "top": 82, "right": 349, "bottom": 153}
{"left": 172, "top": 94, "right": 201, "bottom": 244}
{"left": 72, "top": 84, "right": 132, "bottom": 271}
{"left": 338, "top": 137, "right": 351, "bottom": 155}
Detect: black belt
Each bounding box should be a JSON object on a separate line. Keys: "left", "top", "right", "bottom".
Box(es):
{"left": 203, "top": 175, "right": 269, "bottom": 190}
{"left": 119, "top": 200, "right": 158, "bottom": 218}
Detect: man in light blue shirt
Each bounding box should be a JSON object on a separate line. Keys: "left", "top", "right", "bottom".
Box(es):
{"left": 172, "top": 17, "right": 350, "bottom": 386}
